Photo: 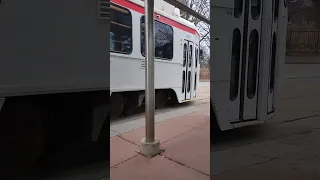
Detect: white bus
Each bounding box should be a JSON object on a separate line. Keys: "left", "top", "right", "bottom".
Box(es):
{"left": 210, "top": 0, "right": 288, "bottom": 131}
{"left": 110, "top": 0, "right": 201, "bottom": 117}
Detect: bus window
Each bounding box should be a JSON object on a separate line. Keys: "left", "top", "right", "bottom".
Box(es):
{"left": 284, "top": 0, "right": 287, "bottom": 7}
{"left": 194, "top": 72, "right": 197, "bottom": 90}
{"left": 183, "top": 43, "right": 187, "bottom": 67}
{"left": 141, "top": 16, "right": 174, "bottom": 60}
{"left": 234, "top": 0, "right": 243, "bottom": 18}
{"left": 195, "top": 48, "right": 198, "bottom": 68}
{"left": 251, "top": 0, "right": 261, "bottom": 20}
{"left": 187, "top": 71, "right": 191, "bottom": 92}
{"left": 189, "top": 45, "right": 193, "bottom": 67}
{"left": 230, "top": 28, "right": 241, "bottom": 101}
{"left": 110, "top": 3, "right": 132, "bottom": 54}
{"left": 274, "top": 0, "right": 279, "bottom": 22}
{"left": 182, "top": 72, "right": 185, "bottom": 93}
{"left": 247, "top": 29, "right": 259, "bottom": 99}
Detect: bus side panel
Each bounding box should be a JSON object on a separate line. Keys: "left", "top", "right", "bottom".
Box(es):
{"left": 0, "top": 0, "right": 109, "bottom": 97}
{"left": 210, "top": 2, "right": 244, "bottom": 125}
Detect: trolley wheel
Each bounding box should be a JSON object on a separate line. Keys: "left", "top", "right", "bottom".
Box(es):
{"left": 0, "top": 99, "right": 46, "bottom": 179}
{"left": 155, "top": 91, "right": 168, "bottom": 109}
{"left": 110, "top": 93, "right": 125, "bottom": 118}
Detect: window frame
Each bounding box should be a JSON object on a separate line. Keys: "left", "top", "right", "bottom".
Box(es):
{"left": 140, "top": 15, "right": 174, "bottom": 61}
{"left": 110, "top": 3, "right": 133, "bottom": 55}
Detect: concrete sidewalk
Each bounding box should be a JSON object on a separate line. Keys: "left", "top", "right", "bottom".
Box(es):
{"left": 110, "top": 111, "right": 210, "bottom": 180}
{"left": 211, "top": 116, "right": 320, "bottom": 180}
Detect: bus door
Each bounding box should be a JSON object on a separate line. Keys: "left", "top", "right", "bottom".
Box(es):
{"left": 182, "top": 40, "right": 194, "bottom": 100}
{"left": 211, "top": 0, "right": 263, "bottom": 123}
{"left": 241, "top": 0, "right": 263, "bottom": 121}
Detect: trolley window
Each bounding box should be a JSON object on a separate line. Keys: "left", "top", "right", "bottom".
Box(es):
{"left": 110, "top": 3, "right": 132, "bottom": 54}
{"left": 273, "top": 0, "right": 279, "bottom": 22}
{"left": 247, "top": 29, "right": 259, "bottom": 99}
{"left": 234, "top": 0, "right": 243, "bottom": 18}
{"left": 141, "top": 16, "right": 174, "bottom": 60}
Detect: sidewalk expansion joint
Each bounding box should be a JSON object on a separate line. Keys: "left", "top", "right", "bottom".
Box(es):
{"left": 162, "top": 156, "right": 210, "bottom": 177}
{"left": 212, "top": 157, "right": 279, "bottom": 177}
{"left": 212, "top": 133, "right": 294, "bottom": 153}
{"left": 249, "top": 152, "right": 299, "bottom": 160}
{"left": 161, "top": 125, "right": 203, "bottom": 145}
{"left": 117, "top": 135, "right": 139, "bottom": 147}
{"left": 283, "top": 114, "right": 320, "bottom": 123}
{"left": 111, "top": 154, "right": 139, "bottom": 169}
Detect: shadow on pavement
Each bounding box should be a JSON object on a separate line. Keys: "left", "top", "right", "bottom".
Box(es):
{"left": 211, "top": 125, "right": 266, "bottom": 151}
{"left": 26, "top": 140, "right": 109, "bottom": 179}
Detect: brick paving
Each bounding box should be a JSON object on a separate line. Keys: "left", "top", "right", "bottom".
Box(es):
{"left": 110, "top": 112, "right": 210, "bottom": 180}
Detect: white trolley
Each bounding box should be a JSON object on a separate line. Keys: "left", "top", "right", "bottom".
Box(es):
{"left": 210, "top": 0, "right": 288, "bottom": 130}
{"left": 110, "top": 0, "right": 201, "bottom": 117}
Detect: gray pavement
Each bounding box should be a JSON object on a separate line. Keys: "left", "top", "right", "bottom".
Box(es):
{"left": 284, "top": 63, "right": 320, "bottom": 79}
{"left": 211, "top": 64, "right": 320, "bottom": 178}
{"left": 31, "top": 76, "right": 211, "bottom": 180}
{"left": 286, "top": 56, "right": 320, "bottom": 64}
{"left": 28, "top": 63, "right": 320, "bottom": 179}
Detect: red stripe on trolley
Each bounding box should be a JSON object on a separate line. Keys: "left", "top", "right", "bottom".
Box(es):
{"left": 111, "top": 0, "right": 200, "bottom": 38}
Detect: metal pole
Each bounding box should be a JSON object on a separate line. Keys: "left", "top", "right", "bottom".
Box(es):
{"left": 145, "top": 0, "right": 155, "bottom": 143}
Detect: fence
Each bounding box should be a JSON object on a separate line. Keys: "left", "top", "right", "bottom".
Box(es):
{"left": 286, "top": 28, "right": 320, "bottom": 56}
{"left": 200, "top": 67, "right": 210, "bottom": 80}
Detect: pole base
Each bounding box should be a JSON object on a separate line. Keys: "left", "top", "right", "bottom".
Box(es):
{"left": 140, "top": 137, "right": 160, "bottom": 157}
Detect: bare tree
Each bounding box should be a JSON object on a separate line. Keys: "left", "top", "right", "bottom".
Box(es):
{"left": 177, "top": 0, "right": 210, "bottom": 66}
{"left": 288, "top": 0, "right": 319, "bottom": 26}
